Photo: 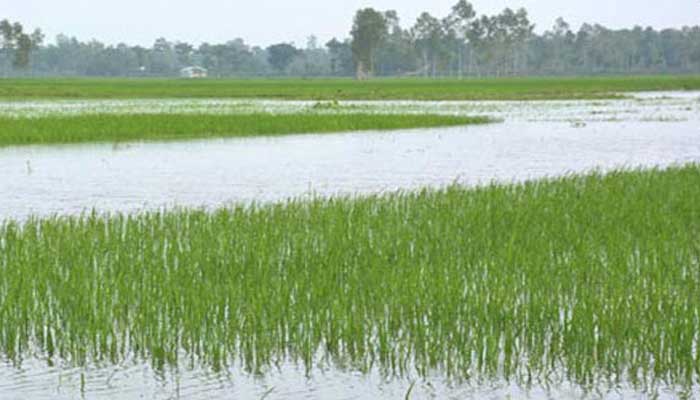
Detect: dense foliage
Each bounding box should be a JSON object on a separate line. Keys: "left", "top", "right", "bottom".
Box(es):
{"left": 2, "top": 1, "right": 699, "bottom": 78}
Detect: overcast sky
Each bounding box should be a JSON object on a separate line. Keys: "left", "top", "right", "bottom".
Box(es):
{"left": 5, "top": 0, "right": 700, "bottom": 47}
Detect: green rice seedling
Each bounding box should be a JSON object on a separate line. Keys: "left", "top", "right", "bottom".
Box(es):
{"left": 0, "top": 165, "right": 698, "bottom": 394}
{"left": 1, "top": 75, "right": 700, "bottom": 101}
{"left": 0, "top": 113, "right": 489, "bottom": 147}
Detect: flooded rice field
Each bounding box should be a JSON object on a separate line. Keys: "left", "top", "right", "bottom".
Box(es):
{"left": 1, "top": 92, "right": 699, "bottom": 220}
{"left": 1, "top": 92, "right": 700, "bottom": 399}
{"left": 1, "top": 91, "right": 698, "bottom": 123}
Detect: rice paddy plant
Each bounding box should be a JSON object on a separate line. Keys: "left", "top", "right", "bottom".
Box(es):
{"left": 0, "top": 113, "right": 489, "bottom": 147}
{"left": 2, "top": 75, "right": 700, "bottom": 101}
{"left": 0, "top": 165, "right": 699, "bottom": 393}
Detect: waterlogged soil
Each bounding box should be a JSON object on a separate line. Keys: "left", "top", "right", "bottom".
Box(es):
{"left": 0, "top": 92, "right": 699, "bottom": 399}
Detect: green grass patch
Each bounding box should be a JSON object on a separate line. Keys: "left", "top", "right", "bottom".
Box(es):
{"left": 0, "top": 165, "right": 698, "bottom": 392}
{"left": 0, "top": 113, "right": 488, "bottom": 147}
{"left": 1, "top": 75, "right": 700, "bottom": 101}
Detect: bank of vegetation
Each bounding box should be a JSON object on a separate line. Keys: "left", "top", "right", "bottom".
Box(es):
{"left": 0, "top": 113, "right": 489, "bottom": 147}
{"left": 1, "top": 165, "right": 698, "bottom": 393}
{"left": 2, "top": 76, "right": 700, "bottom": 101}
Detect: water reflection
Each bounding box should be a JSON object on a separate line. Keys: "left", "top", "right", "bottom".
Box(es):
{"left": 1, "top": 357, "right": 693, "bottom": 399}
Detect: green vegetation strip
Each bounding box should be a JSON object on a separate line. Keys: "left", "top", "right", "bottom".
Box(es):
{"left": 2, "top": 76, "right": 700, "bottom": 101}
{"left": 1, "top": 165, "right": 699, "bottom": 390}
{"left": 0, "top": 113, "right": 488, "bottom": 147}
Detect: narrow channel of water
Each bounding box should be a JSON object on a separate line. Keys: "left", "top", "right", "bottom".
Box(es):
{"left": 1, "top": 119, "right": 699, "bottom": 220}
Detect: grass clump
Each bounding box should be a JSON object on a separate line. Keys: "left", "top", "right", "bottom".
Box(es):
{"left": 1, "top": 75, "right": 700, "bottom": 101}
{"left": 0, "top": 113, "right": 489, "bottom": 147}
{"left": 0, "top": 165, "right": 699, "bottom": 392}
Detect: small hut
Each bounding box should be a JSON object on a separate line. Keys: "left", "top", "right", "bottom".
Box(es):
{"left": 180, "top": 66, "right": 208, "bottom": 78}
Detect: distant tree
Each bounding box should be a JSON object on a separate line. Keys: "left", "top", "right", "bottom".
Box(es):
{"left": 0, "top": 20, "right": 13, "bottom": 73}
{"left": 174, "top": 42, "right": 194, "bottom": 67}
{"left": 11, "top": 22, "right": 28, "bottom": 68}
{"left": 0, "top": 20, "right": 13, "bottom": 48}
{"left": 326, "top": 38, "right": 354, "bottom": 76}
{"left": 303, "top": 36, "right": 331, "bottom": 76}
{"left": 14, "top": 33, "right": 33, "bottom": 68}
{"left": 450, "top": 0, "right": 476, "bottom": 23}
{"left": 0, "top": 20, "right": 43, "bottom": 70}
{"left": 542, "top": 18, "right": 575, "bottom": 73}
{"left": 196, "top": 39, "right": 264, "bottom": 77}
{"left": 3, "top": 10, "right": 700, "bottom": 78}
{"left": 350, "top": 8, "right": 388, "bottom": 79}
{"left": 447, "top": 1, "right": 476, "bottom": 77}
{"left": 266, "top": 43, "right": 299, "bottom": 74}
{"left": 132, "top": 45, "right": 149, "bottom": 74}
{"left": 462, "top": 7, "right": 533, "bottom": 76}
{"left": 150, "top": 38, "right": 176, "bottom": 74}
{"left": 505, "top": 8, "right": 534, "bottom": 75}
{"left": 286, "top": 37, "right": 331, "bottom": 77}
{"left": 412, "top": 12, "right": 445, "bottom": 77}
{"left": 375, "top": 10, "right": 416, "bottom": 76}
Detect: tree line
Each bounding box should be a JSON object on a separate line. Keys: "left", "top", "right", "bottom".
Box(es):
{"left": 2, "top": 1, "right": 700, "bottom": 78}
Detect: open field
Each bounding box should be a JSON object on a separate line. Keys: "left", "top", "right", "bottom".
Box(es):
{"left": 2, "top": 76, "right": 700, "bottom": 101}
{"left": 0, "top": 113, "right": 488, "bottom": 147}
{"left": 1, "top": 165, "right": 698, "bottom": 392}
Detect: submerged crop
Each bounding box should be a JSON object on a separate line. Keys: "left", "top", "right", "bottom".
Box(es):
{"left": 0, "top": 165, "right": 698, "bottom": 395}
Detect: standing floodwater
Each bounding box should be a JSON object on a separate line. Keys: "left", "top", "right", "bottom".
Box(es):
{"left": 0, "top": 94, "right": 700, "bottom": 400}
{"left": 1, "top": 93, "right": 700, "bottom": 220}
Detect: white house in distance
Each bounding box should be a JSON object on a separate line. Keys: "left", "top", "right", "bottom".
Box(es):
{"left": 180, "top": 66, "right": 208, "bottom": 78}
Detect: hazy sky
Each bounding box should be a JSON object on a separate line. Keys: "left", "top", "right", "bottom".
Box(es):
{"left": 6, "top": 0, "right": 700, "bottom": 47}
